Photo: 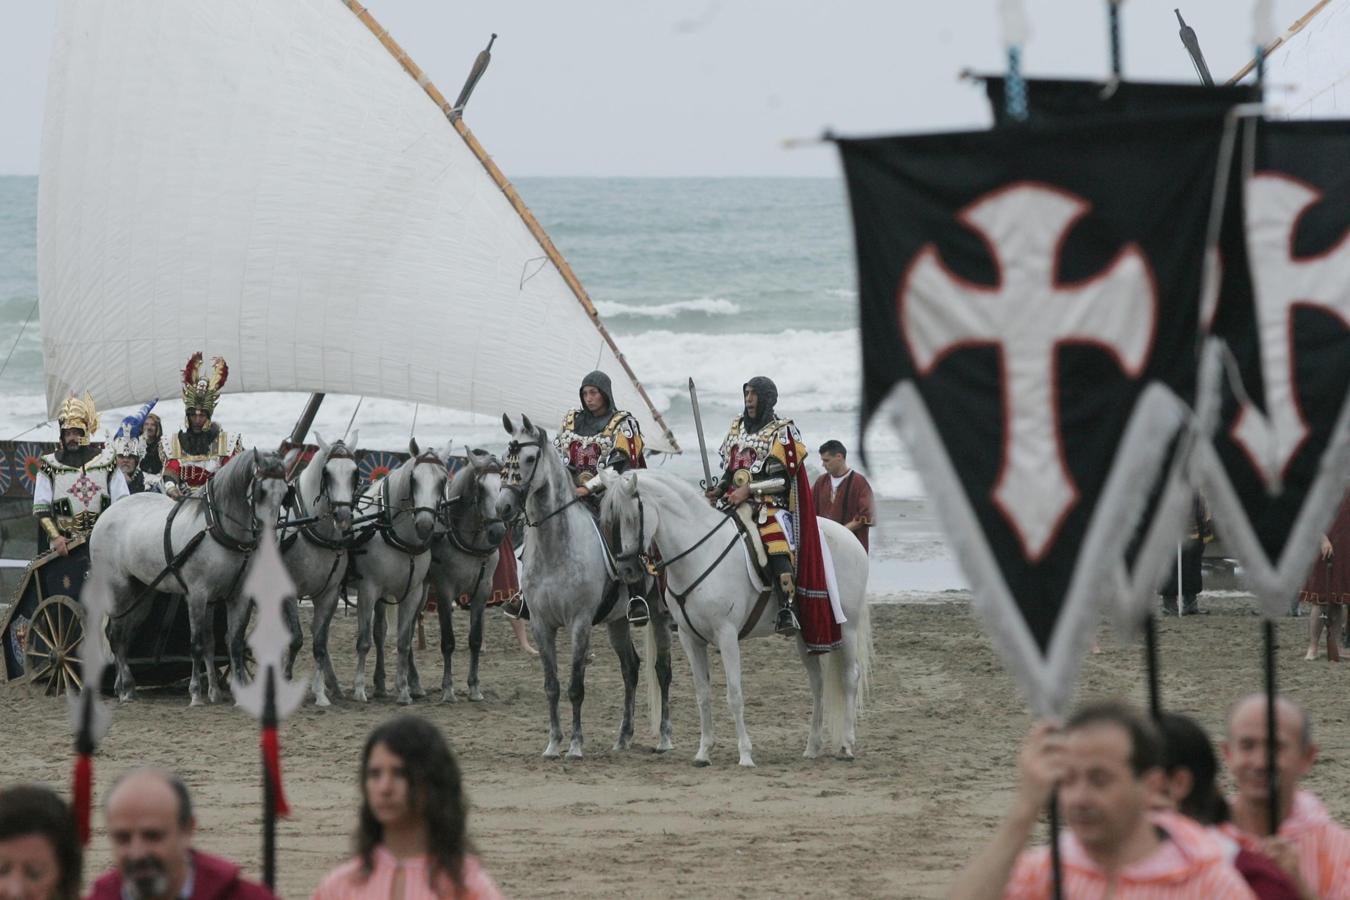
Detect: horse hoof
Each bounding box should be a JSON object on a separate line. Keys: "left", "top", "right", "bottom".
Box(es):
{"left": 189, "top": 696, "right": 204, "bottom": 708}
{"left": 567, "top": 748, "right": 584, "bottom": 760}
{"left": 441, "top": 690, "right": 458, "bottom": 704}
{"left": 835, "top": 749, "right": 856, "bottom": 762}
{"left": 654, "top": 740, "right": 673, "bottom": 754}
{"left": 543, "top": 747, "right": 561, "bottom": 760}
{"left": 803, "top": 749, "right": 821, "bottom": 760}
{"left": 738, "top": 759, "right": 757, "bottom": 769}
{"left": 396, "top": 693, "right": 414, "bottom": 706}
{"left": 353, "top": 690, "right": 369, "bottom": 703}
{"left": 692, "top": 758, "right": 711, "bottom": 768}
{"left": 314, "top": 695, "right": 331, "bottom": 709}
{"left": 468, "top": 688, "right": 484, "bottom": 703}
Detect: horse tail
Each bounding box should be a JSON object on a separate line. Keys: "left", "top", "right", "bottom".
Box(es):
{"left": 644, "top": 618, "right": 661, "bottom": 737}
{"left": 822, "top": 596, "right": 872, "bottom": 751}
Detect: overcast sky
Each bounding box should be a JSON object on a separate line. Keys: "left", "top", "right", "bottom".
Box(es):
{"left": 0, "top": 0, "right": 1313, "bottom": 177}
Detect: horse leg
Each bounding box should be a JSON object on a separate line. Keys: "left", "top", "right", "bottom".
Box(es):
{"left": 437, "top": 590, "right": 457, "bottom": 703}
{"left": 652, "top": 607, "right": 674, "bottom": 752}
{"left": 716, "top": 626, "right": 754, "bottom": 768}
{"left": 607, "top": 619, "right": 640, "bottom": 751}
{"left": 107, "top": 579, "right": 138, "bottom": 702}
{"left": 797, "top": 638, "right": 826, "bottom": 759}
{"left": 836, "top": 634, "right": 861, "bottom": 759}
{"left": 187, "top": 596, "right": 211, "bottom": 707}
{"left": 224, "top": 598, "right": 252, "bottom": 700}
{"left": 310, "top": 584, "right": 342, "bottom": 707}
{"left": 467, "top": 596, "right": 486, "bottom": 702}
{"left": 394, "top": 594, "right": 420, "bottom": 705}
{"left": 535, "top": 621, "right": 564, "bottom": 758}
{"left": 373, "top": 602, "right": 388, "bottom": 698}
{"left": 406, "top": 586, "right": 428, "bottom": 699}
{"left": 353, "top": 586, "right": 375, "bottom": 702}
{"left": 282, "top": 596, "right": 303, "bottom": 682}
{"left": 679, "top": 628, "right": 716, "bottom": 767}
{"left": 565, "top": 618, "right": 592, "bottom": 759}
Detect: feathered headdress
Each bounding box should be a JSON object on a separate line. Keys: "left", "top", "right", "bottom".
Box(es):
{"left": 56, "top": 393, "right": 99, "bottom": 446}
{"left": 182, "top": 352, "right": 229, "bottom": 419}
{"left": 111, "top": 399, "right": 157, "bottom": 458}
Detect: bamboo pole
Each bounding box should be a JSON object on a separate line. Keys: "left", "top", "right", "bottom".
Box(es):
{"left": 341, "top": 1, "right": 682, "bottom": 455}
{"left": 1227, "top": 0, "right": 1334, "bottom": 84}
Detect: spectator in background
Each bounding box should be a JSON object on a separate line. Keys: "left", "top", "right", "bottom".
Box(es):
{"left": 312, "top": 716, "right": 503, "bottom": 900}
{"left": 0, "top": 784, "right": 81, "bottom": 900}
{"left": 810, "top": 440, "right": 874, "bottom": 553}
{"left": 1159, "top": 494, "right": 1214, "bottom": 616}
{"left": 1300, "top": 485, "right": 1350, "bottom": 661}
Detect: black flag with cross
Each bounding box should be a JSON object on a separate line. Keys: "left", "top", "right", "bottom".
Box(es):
{"left": 1193, "top": 119, "right": 1350, "bottom": 616}
{"left": 839, "top": 113, "right": 1226, "bottom": 713}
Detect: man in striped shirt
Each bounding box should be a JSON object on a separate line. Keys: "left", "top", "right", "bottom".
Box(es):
{"left": 949, "top": 702, "right": 1255, "bottom": 899}
{"left": 1223, "top": 694, "right": 1350, "bottom": 899}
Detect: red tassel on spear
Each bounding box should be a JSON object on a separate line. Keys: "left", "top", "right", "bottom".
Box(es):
{"left": 68, "top": 575, "right": 114, "bottom": 846}
{"left": 233, "top": 524, "right": 307, "bottom": 890}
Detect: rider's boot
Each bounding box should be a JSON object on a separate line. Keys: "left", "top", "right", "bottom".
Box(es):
{"left": 769, "top": 555, "right": 799, "bottom": 637}
{"left": 501, "top": 591, "right": 530, "bottom": 621}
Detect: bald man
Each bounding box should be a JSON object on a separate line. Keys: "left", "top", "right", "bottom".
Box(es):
{"left": 1222, "top": 694, "right": 1350, "bottom": 900}
{"left": 88, "top": 769, "right": 273, "bottom": 900}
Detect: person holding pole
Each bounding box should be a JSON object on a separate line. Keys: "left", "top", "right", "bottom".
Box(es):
{"left": 948, "top": 702, "right": 1253, "bottom": 899}
{"left": 1221, "top": 694, "right": 1350, "bottom": 899}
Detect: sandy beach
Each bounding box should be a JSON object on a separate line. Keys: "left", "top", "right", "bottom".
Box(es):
{"left": 3, "top": 589, "right": 1347, "bottom": 899}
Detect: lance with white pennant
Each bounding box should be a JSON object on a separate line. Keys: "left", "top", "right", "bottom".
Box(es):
{"left": 232, "top": 525, "right": 308, "bottom": 891}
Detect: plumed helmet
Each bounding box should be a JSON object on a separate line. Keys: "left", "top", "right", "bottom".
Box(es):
{"left": 56, "top": 393, "right": 99, "bottom": 445}
{"left": 111, "top": 399, "right": 157, "bottom": 459}
{"left": 181, "top": 352, "right": 229, "bottom": 420}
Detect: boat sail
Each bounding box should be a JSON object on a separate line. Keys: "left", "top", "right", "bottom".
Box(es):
{"left": 1230, "top": 0, "right": 1350, "bottom": 118}
{"left": 37, "top": 0, "right": 679, "bottom": 453}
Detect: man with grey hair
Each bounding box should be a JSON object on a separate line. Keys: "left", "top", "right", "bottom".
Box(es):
{"left": 88, "top": 769, "right": 273, "bottom": 900}
{"left": 1222, "top": 693, "right": 1350, "bottom": 899}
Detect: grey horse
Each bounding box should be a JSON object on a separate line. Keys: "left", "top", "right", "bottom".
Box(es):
{"left": 350, "top": 441, "right": 447, "bottom": 705}
{"left": 278, "top": 433, "right": 359, "bottom": 707}
{"left": 426, "top": 448, "right": 508, "bottom": 703}
{"left": 90, "top": 449, "right": 289, "bottom": 705}
{"left": 498, "top": 414, "right": 673, "bottom": 759}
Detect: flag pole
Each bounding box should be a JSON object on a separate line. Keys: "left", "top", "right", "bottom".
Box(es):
{"left": 1048, "top": 793, "right": 1064, "bottom": 900}
{"left": 261, "top": 667, "right": 278, "bottom": 890}
{"left": 1143, "top": 613, "right": 1162, "bottom": 720}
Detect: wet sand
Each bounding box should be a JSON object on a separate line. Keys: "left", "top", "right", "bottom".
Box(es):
{"left": 4, "top": 591, "right": 1349, "bottom": 898}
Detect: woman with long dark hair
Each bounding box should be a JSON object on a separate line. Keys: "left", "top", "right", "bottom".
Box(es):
{"left": 312, "top": 717, "right": 503, "bottom": 900}
{"left": 0, "top": 784, "right": 82, "bottom": 900}
{"left": 1156, "top": 713, "right": 1299, "bottom": 900}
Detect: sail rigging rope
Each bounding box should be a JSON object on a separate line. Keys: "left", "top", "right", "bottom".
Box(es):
{"left": 0, "top": 298, "right": 38, "bottom": 385}
{"left": 1108, "top": 1, "right": 1123, "bottom": 78}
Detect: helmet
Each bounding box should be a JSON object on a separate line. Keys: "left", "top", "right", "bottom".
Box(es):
{"left": 56, "top": 393, "right": 99, "bottom": 446}
{"left": 181, "top": 352, "right": 229, "bottom": 420}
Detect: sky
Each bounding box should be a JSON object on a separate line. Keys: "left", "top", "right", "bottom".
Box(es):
{"left": 0, "top": 0, "right": 1316, "bottom": 177}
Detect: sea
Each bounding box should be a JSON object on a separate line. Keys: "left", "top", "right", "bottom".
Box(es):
{"left": 0, "top": 175, "right": 954, "bottom": 589}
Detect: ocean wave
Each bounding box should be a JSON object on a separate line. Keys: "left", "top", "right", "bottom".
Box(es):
{"left": 593, "top": 297, "right": 741, "bottom": 319}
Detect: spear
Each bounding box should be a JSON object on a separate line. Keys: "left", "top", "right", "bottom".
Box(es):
{"left": 68, "top": 574, "right": 114, "bottom": 845}
{"left": 232, "top": 526, "right": 307, "bottom": 891}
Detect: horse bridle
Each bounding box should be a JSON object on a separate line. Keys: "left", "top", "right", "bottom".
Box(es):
{"left": 503, "top": 437, "right": 585, "bottom": 528}
{"left": 206, "top": 460, "right": 285, "bottom": 553}
{"left": 441, "top": 467, "right": 506, "bottom": 556}
{"left": 613, "top": 483, "right": 740, "bottom": 599}
{"left": 384, "top": 451, "right": 445, "bottom": 526}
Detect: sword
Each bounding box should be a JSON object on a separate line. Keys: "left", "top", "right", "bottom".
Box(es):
{"left": 688, "top": 378, "right": 715, "bottom": 491}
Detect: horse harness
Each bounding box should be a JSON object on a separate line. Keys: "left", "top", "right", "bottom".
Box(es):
{"left": 616, "top": 486, "right": 774, "bottom": 645}
{"left": 348, "top": 451, "right": 444, "bottom": 605}
{"left": 278, "top": 446, "right": 359, "bottom": 600}
{"left": 436, "top": 467, "right": 508, "bottom": 606}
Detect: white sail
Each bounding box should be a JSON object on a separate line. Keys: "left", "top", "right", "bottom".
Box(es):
{"left": 38, "top": 0, "right": 678, "bottom": 452}
{"left": 1232, "top": 0, "right": 1350, "bottom": 118}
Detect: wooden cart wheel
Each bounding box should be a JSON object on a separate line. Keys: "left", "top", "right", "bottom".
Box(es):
{"left": 24, "top": 595, "right": 85, "bottom": 697}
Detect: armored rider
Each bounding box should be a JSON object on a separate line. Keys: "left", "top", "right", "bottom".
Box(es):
{"left": 708, "top": 376, "right": 806, "bottom": 636}
{"left": 32, "top": 393, "right": 128, "bottom": 556}
{"left": 551, "top": 370, "right": 653, "bottom": 624}
{"left": 163, "top": 352, "right": 243, "bottom": 499}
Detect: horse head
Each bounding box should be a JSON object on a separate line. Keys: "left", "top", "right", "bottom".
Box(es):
{"left": 250, "top": 450, "right": 290, "bottom": 529}
{"left": 407, "top": 446, "right": 448, "bottom": 542}
{"left": 311, "top": 431, "right": 359, "bottom": 532}
{"left": 499, "top": 413, "right": 555, "bottom": 522}
{"left": 601, "top": 470, "right": 655, "bottom": 586}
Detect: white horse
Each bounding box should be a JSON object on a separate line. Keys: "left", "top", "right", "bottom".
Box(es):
{"left": 278, "top": 433, "right": 359, "bottom": 707}
{"left": 600, "top": 469, "right": 872, "bottom": 767}
{"left": 90, "top": 449, "right": 290, "bottom": 705}
{"left": 350, "top": 441, "right": 447, "bottom": 705}
{"left": 497, "top": 414, "right": 674, "bottom": 759}
{"left": 425, "top": 448, "right": 508, "bottom": 702}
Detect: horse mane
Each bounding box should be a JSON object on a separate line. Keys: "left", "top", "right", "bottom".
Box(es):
{"left": 298, "top": 442, "right": 330, "bottom": 499}
{"left": 211, "top": 448, "right": 280, "bottom": 527}
{"left": 600, "top": 468, "right": 705, "bottom": 523}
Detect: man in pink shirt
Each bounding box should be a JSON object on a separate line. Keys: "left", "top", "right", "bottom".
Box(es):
{"left": 949, "top": 701, "right": 1254, "bottom": 899}
{"left": 1223, "top": 693, "right": 1350, "bottom": 900}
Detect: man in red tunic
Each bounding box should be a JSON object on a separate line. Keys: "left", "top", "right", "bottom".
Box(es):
{"left": 810, "top": 440, "right": 875, "bottom": 553}
{"left": 163, "top": 352, "right": 242, "bottom": 498}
